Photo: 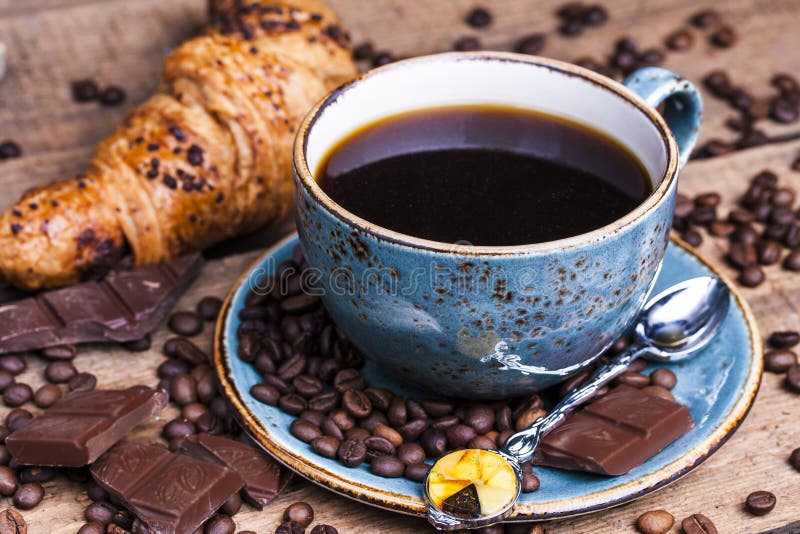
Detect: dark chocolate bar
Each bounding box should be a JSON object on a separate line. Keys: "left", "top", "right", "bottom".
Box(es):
{"left": 177, "top": 433, "right": 290, "bottom": 509}
{"left": 7, "top": 386, "right": 167, "bottom": 467}
{"left": 532, "top": 385, "right": 694, "bottom": 476}
{"left": 91, "top": 441, "right": 244, "bottom": 534}
{"left": 0, "top": 254, "right": 202, "bottom": 353}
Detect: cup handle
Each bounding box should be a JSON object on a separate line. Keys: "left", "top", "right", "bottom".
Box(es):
{"left": 623, "top": 66, "right": 703, "bottom": 169}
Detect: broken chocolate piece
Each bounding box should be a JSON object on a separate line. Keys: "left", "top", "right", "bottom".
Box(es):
{"left": 442, "top": 483, "right": 481, "bottom": 518}
{"left": 0, "top": 254, "right": 202, "bottom": 353}
{"left": 532, "top": 385, "right": 694, "bottom": 475}
{"left": 7, "top": 386, "right": 167, "bottom": 467}
{"left": 176, "top": 433, "right": 291, "bottom": 509}
{"left": 91, "top": 441, "right": 243, "bottom": 534}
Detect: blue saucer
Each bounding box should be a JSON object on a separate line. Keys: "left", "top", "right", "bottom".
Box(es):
{"left": 213, "top": 233, "right": 762, "bottom": 521}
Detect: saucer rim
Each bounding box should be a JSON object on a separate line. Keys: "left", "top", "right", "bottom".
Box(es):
{"left": 212, "top": 232, "right": 763, "bottom": 520}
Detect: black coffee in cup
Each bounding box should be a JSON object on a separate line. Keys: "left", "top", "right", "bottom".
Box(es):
{"left": 317, "top": 105, "right": 651, "bottom": 246}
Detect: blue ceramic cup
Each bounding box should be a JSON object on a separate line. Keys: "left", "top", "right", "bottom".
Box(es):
{"left": 292, "top": 53, "right": 702, "bottom": 398}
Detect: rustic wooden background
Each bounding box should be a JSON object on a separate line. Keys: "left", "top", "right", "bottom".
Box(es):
{"left": 1, "top": 0, "right": 799, "bottom": 532}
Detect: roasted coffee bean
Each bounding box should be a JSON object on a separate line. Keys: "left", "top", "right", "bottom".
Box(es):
{"left": 765, "top": 349, "right": 798, "bottom": 373}
{"left": 515, "top": 408, "right": 547, "bottom": 431}
{"left": 290, "top": 419, "right": 322, "bottom": 443}
{"left": 771, "top": 187, "right": 796, "bottom": 207}
{"left": 352, "top": 41, "right": 375, "bottom": 61}
{"left": 333, "top": 369, "right": 365, "bottom": 392}
{"left": 758, "top": 241, "right": 783, "bottom": 265}
{"left": 453, "top": 37, "right": 481, "bottom": 52}
{"left": 681, "top": 229, "right": 702, "bottom": 247}
{"left": 68, "top": 373, "right": 97, "bottom": 392}
{"left": 665, "top": 29, "right": 693, "bottom": 51}
{"left": 364, "top": 436, "right": 395, "bottom": 460}
{"left": 636, "top": 509, "right": 674, "bottom": 534}
{"left": 363, "top": 388, "right": 393, "bottom": 412}
{"left": 372, "top": 424, "right": 402, "bottom": 448}
{"left": 515, "top": 33, "right": 546, "bottom": 55}
{"left": 342, "top": 389, "right": 372, "bottom": 418}
{"left": 168, "top": 311, "right": 203, "bottom": 337}
{"left": 0, "top": 356, "right": 25, "bottom": 376}
{"left": 312, "top": 436, "right": 340, "bottom": 458}
{"left": 695, "top": 192, "right": 721, "bottom": 208}
{"left": 387, "top": 397, "right": 408, "bottom": 427}
{"left": 0, "top": 141, "right": 22, "bottom": 160}
{"left": 279, "top": 394, "right": 307, "bottom": 415}
{"left": 710, "top": 25, "right": 736, "bottom": 48}
{"left": 194, "top": 412, "right": 222, "bottom": 435}
{"left": 293, "top": 374, "right": 323, "bottom": 398}
{"left": 416, "top": 400, "right": 451, "bottom": 418}
{"left": 0, "top": 426, "right": 8, "bottom": 443}
{"left": 0, "top": 467, "right": 17, "bottom": 496}
{"left": 764, "top": 223, "right": 789, "bottom": 241}
{"left": 674, "top": 195, "right": 693, "bottom": 218}
{"left": 169, "top": 338, "right": 208, "bottom": 365}
{"left": 77, "top": 523, "right": 105, "bottom": 534}
{"left": 181, "top": 402, "right": 208, "bottom": 423}
{"left": 421, "top": 428, "right": 447, "bottom": 457}
{"left": 732, "top": 225, "right": 759, "bottom": 245}
{"left": 464, "top": 404, "right": 495, "bottom": 434}
{"left": 616, "top": 371, "right": 651, "bottom": 388}
{"left": 33, "top": 384, "right": 61, "bottom": 408}
{"left": 280, "top": 294, "right": 320, "bottom": 314}
{"left": 120, "top": 333, "right": 151, "bottom": 352}
{"left": 329, "top": 409, "right": 355, "bottom": 431}
{"left": 772, "top": 98, "right": 799, "bottom": 124}
{"left": 359, "top": 412, "right": 388, "bottom": 433}
{"left": 0, "top": 445, "right": 9, "bottom": 466}
{"left": 697, "top": 138, "right": 733, "bottom": 157}
{"left": 254, "top": 352, "right": 277, "bottom": 376}
{"left": 86, "top": 482, "right": 108, "bottom": 503}
{"left": 786, "top": 364, "right": 800, "bottom": 392}
{"left": 772, "top": 206, "right": 796, "bottom": 225}
{"left": 431, "top": 415, "right": 459, "bottom": 430}
{"left": 768, "top": 330, "right": 800, "bottom": 348}
{"left": 41, "top": 344, "right": 77, "bottom": 361}
{"left": 789, "top": 447, "right": 800, "bottom": 471}
{"left": 401, "top": 462, "right": 430, "bottom": 483}
{"left": 310, "top": 525, "right": 338, "bottom": 534}
{"left": 681, "top": 513, "right": 717, "bottom": 534}
{"left": 99, "top": 86, "right": 126, "bottom": 107}
{"left": 345, "top": 427, "right": 370, "bottom": 442}
{"left": 745, "top": 490, "right": 776, "bottom": 516}
{"left": 495, "top": 406, "right": 513, "bottom": 431}
{"left": 728, "top": 242, "right": 757, "bottom": 269}
{"left": 205, "top": 514, "right": 236, "bottom": 534}
{"left": 650, "top": 368, "right": 677, "bottom": 389}
{"left": 283, "top": 502, "right": 314, "bottom": 528}
{"left": 638, "top": 48, "right": 664, "bottom": 66}
{"left": 785, "top": 250, "right": 800, "bottom": 271}
{"left": 309, "top": 391, "right": 339, "bottom": 412}
{"left": 739, "top": 265, "right": 765, "bottom": 287}
{"left": 263, "top": 374, "right": 293, "bottom": 395}
{"left": 709, "top": 221, "right": 735, "bottom": 237}
{"left": 13, "top": 483, "right": 43, "bottom": 510}
{"left": 84, "top": 501, "right": 115, "bottom": 524}
{"left": 6, "top": 409, "right": 32, "bottom": 432}
{"left": 465, "top": 6, "right": 492, "bottom": 28}
{"left": 521, "top": 462, "right": 540, "bottom": 493}
{"left": 690, "top": 9, "right": 719, "bottom": 29}
{"left": 275, "top": 521, "right": 304, "bottom": 534}
{"left": 468, "top": 435, "right": 496, "bottom": 450}
{"left": 71, "top": 79, "right": 101, "bottom": 103}
{"left": 397, "top": 418, "right": 427, "bottom": 441}
{"left": 513, "top": 394, "right": 545, "bottom": 418}
{"left": 170, "top": 374, "right": 198, "bottom": 406}
{"left": 299, "top": 410, "right": 325, "bottom": 427}
{"left": 3, "top": 383, "right": 32, "bottom": 407}
{"left": 370, "top": 455, "right": 405, "bottom": 478}
{"left": 317, "top": 358, "right": 341, "bottom": 382}
{"left": 338, "top": 438, "right": 367, "bottom": 467}
{"left": 397, "top": 443, "right": 425, "bottom": 465}
{"left": 157, "top": 358, "right": 190, "bottom": 379}
{"left": 445, "top": 424, "right": 477, "bottom": 449}
{"left": 0, "top": 508, "right": 26, "bottom": 533}
{"left": 45, "top": 361, "right": 77, "bottom": 383}
{"left": 162, "top": 418, "right": 195, "bottom": 441}
{"left": 196, "top": 296, "right": 223, "bottom": 321}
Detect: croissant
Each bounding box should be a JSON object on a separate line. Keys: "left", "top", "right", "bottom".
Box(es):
{"left": 0, "top": 0, "right": 356, "bottom": 290}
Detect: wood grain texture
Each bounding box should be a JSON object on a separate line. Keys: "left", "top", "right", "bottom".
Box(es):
{"left": 1, "top": 0, "right": 799, "bottom": 532}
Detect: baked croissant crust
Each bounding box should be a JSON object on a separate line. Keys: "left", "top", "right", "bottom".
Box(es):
{"left": 0, "top": 0, "right": 356, "bottom": 290}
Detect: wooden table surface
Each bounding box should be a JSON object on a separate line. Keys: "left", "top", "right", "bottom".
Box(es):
{"left": 1, "top": 0, "right": 799, "bottom": 532}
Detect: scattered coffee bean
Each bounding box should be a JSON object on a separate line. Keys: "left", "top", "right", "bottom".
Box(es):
{"left": 710, "top": 25, "right": 736, "bottom": 48}
{"left": 71, "top": 79, "right": 100, "bottom": 102}
{"left": 738, "top": 265, "right": 765, "bottom": 287}
{"left": 12, "top": 483, "right": 43, "bottom": 510}
{"left": 84, "top": 501, "right": 115, "bottom": 524}
{"left": 636, "top": 509, "right": 674, "bottom": 534}
{"left": 681, "top": 513, "right": 717, "bottom": 534}
{"left": 122, "top": 334, "right": 151, "bottom": 352}
{"left": 337, "top": 438, "right": 366, "bottom": 467}
{"left": 789, "top": 447, "right": 800, "bottom": 471}
{"left": 784, "top": 250, "right": 800, "bottom": 271}
{"left": 690, "top": 9, "right": 719, "bottom": 29}
{"left": 311, "top": 436, "right": 340, "bottom": 458}
{"left": 352, "top": 41, "right": 375, "bottom": 61}
{"left": 615, "top": 371, "right": 650, "bottom": 388}
{"left": 33, "top": 384, "right": 62, "bottom": 408}
{"left": 0, "top": 141, "right": 22, "bottom": 160}
{"left": 515, "top": 34, "right": 546, "bottom": 55}
{"left": 465, "top": 7, "right": 492, "bottom": 28}
{"left": 290, "top": 419, "right": 322, "bottom": 443}
{"left": 0, "top": 467, "right": 18, "bottom": 496}
{"left": 642, "top": 385, "right": 674, "bottom": 401}
{"left": 665, "top": 29, "right": 693, "bottom": 51}
{"left": 68, "top": 373, "right": 97, "bottom": 392}
{"left": 768, "top": 330, "right": 800, "bottom": 348}
{"left": 370, "top": 455, "right": 405, "bottom": 478}
{"left": 205, "top": 514, "right": 236, "bottom": 534}
{"left": 98, "top": 86, "right": 126, "bottom": 107}
{"left": 6, "top": 409, "right": 32, "bottom": 432}
{"left": 45, "top": 361, "right": 77, "bottom": 383}
{"left": 197, "top": 296, "right": 223, "bottom": 321}
{"left": 0, "top": 508, "right": 26, "bottom": 533}
{"left": 650, "top": 368, "right": 677, "bottom": 389}
{"left": 41, "top": 344, "right": 77, "bottom": 360}
{"left": 162, "top": 418, "right": 195, "bottom": 441}
{"left": 785, "top": 364, "right": 800, "bottom": 392}
{"left": 310, "top": 525, "right": 338, "bottom": 534}
{"left": 453, "top": 37, "right": 481, "bottom": 52}
{"left": 745, "top": 490, "right": 776, "bottom": 516}
{"left": 77, "top": 523, "right": 104, "bottom": 534}
{"left": 3, "top": 383, "right": 32, "bottom": 407}
{"left": 168, "top": 311, "right": 203, "bottom": 336}
{"left": 0, "top": 356, "right": 25, "bottom": 376}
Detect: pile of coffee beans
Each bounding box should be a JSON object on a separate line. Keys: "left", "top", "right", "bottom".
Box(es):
{"left": 694, "top": 70, "right": 800, "bottom": 159}
{"left": 670, "top": 169, "right": 800, "bottom": 287}
{"left": 70, "top": 79, "right": 126, "bottom": 107}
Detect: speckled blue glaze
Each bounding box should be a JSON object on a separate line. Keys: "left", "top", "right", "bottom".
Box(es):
{"left": 217, "top": 234, "right": 760, "bottom": 521}
{"left": 293, "top": 57, "right": 702, "bottom": 398}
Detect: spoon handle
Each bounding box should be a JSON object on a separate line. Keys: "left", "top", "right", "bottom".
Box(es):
{"left": 503, "top": 344, "right": 650, "bottom": 463}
